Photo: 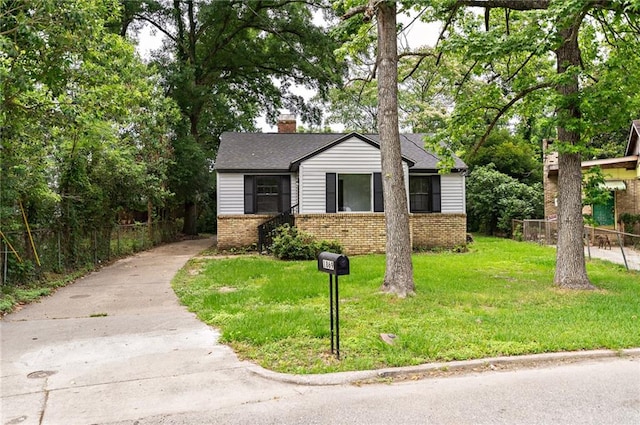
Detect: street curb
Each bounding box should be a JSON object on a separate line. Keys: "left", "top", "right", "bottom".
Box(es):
{"left": 247, "top": 348, "right": 640, "bottom": 386}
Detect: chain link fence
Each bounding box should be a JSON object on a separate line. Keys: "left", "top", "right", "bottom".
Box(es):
{"left": 512, "top": 219, "right": 558, "bottom": 245}
{"left": 0, "top": 221, "right": 178, "bottom": 286}
{"left": 512, "top": 219, "right": 640, "bottom": 270}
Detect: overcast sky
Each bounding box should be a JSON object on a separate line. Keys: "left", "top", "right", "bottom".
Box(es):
{"left": 135, "top": 11, "right": 441, "bottom": 132}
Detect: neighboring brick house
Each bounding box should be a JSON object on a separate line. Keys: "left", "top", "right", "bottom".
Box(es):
{"left": 543, "top": 120, "right": 640, "bottom": 230}
{"left": 214, "top": 118, "right": 468, "bottom": 254}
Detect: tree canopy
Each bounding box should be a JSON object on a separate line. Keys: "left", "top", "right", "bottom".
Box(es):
{"left": 120, "top": 0, "right": 344, "bottom": 234}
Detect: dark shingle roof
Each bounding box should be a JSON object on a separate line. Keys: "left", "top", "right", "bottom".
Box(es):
{"left": 215, "top": 132, "right": 466, "bottom": 172}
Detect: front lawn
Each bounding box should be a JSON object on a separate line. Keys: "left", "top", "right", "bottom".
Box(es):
{"left": 172, "top": 236, "right": 640, "bottom": 374}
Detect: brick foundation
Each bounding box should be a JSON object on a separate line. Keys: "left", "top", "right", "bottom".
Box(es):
{"left": 217, "top": 214, "right": 274, "bottom": 250}
{"left": 217, "top": 213, "right": 467, "bottom": 255}
{"left": 411, "top": 213, "right": 467, "bottom": 249}
{"left": 295, "top": 213, "right": 387, "bottom": 255}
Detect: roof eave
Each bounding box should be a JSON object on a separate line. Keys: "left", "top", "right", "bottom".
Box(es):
{"left": 409, "top": 167, "right": 467, "bottom": 173}
{"left": 215, "top": 168, "right": 292, "bottom": 174}
{"left": 581, "top": 155, "right": 639, "bottom": 169}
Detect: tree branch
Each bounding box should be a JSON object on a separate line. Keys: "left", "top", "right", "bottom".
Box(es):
{"left": 132, "top": 14, "right": 177, "bottom": 42}
{"left": 456, "top": 60, "right": 479, "bottom": 97}
{"left": 453, "top": 1, "right": 550, "bottom": 10}
{"left": 399, "top": 51, "right": 440, "bottom": 82}
{"left": 434, "top": 5, "right": 460, "bottom": 56}
{"left": 470, "top": 81, "right": 554, "bottom": 155}
{"left": 453, "top": 0, "right": 623, "bottom": 12}
{"left": 342, "top": 5, "right": 368, "bottom": 20}
{"left": 504, "top": 49, "right": 537, "bottom": 84}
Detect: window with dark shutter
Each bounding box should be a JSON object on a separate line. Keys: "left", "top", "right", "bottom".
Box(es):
{"left": 280, "top": 175, "right": 291, "bottom": 213}
{"left": 245, "top": 175, "right": 291, "bottom": 214}
{"left": 326, "top": 173, "right": 336, "bottom": 213}
{"left": 328, "top": 173, "right": 378, "bottom": 213}
{"left": 431, "top": 175, "right": 441, "bottom": 213}
{"left": 409, "top": 175, "right": 441, "bottom": 213}
{"left": 373, "top": 172, "right": 384, "bottom": 212}
{"left": 244, "top": 175, "right": 255, "bottom": 214}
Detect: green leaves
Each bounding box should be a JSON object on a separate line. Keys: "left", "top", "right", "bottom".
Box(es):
{"left": 1, "top": 0, "right": 177, "bottom": 238}
{"left": 582, "top": 166, "right": 612, "bottom": 208}
{"left": 466, "top": 164, "right": 543, "bottom": 235}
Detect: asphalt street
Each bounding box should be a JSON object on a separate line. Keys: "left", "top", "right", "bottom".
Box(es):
{"left": 1, "top": 238, "right": 639, "bottom": 425}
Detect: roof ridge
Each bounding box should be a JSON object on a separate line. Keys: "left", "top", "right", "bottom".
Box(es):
{"left": 401, "top": 134, "right": 441, "bottom": 163}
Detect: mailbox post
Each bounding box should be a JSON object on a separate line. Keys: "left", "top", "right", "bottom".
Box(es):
{"left": 317, "top": 252, "right": 349, "bottom": 359}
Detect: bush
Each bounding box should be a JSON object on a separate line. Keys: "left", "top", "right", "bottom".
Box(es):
{"left": 618, "top": 213, "right": 640, "bottom": 234}
{"left": 270, "top": 224, "right": 343, "bottom": 260}
{"left": 466, "top": 164, "right": 543, "bottom": 236}
{"left": 315, "top": 239, "right": 344, "bottom": 255}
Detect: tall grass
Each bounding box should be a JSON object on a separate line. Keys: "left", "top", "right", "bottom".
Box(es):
{"left": 173, "top": 236, "right": 640, "bottom": 374}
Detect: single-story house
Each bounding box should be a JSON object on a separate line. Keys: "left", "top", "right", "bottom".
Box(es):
{"left": 543, "top": 120, "right": 640, "bottom": 230}
{"left": 215, "top": 117, "right": 468, "bottom": 254}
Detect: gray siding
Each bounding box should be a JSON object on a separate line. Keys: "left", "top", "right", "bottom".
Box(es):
{"left": 441, "top": 173, "right": 466, "bottom": 213}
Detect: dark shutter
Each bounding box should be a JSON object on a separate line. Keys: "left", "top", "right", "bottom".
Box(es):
{"left": 244, "top": 175, "right": 255, "bottom": 214}
{"left": 373, "top": 172, "right": 384, "bottom": 212}
{"left": 431, "top": 175, "right": 441, "bottom": 213}
{"left": 280, "top": 175, "right": 291, "bottom": 213}
{"left": 326, "top": 173, "right": 336, "bottom": 213}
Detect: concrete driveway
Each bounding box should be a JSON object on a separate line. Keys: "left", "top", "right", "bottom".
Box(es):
{"left": 1, "top": 238, "right": 303, "bottom": 424}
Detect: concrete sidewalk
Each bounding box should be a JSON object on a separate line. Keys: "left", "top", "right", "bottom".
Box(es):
{"left": 1, "top": 238, "right": 303, "bottom": 425}
{"left": 584, "top": 244, "right": 640, "bottom": 271}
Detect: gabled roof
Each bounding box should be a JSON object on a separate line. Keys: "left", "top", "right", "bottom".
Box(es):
{"left": 215, "top": 132, "right": 467, "bottom": 173}
{"left": 289, "top": 133, "right": 415, "bottom": 169}
{"left": 626, "top": 120, "right": 640, "bottom": 156}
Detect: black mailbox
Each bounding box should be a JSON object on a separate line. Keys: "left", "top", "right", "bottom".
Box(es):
{"left": 317, "top": 252, "right": 349, "bottom": 275}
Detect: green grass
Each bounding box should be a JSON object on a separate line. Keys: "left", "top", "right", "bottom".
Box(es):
{"left": 0, "top": 268, "right": 92, "bottom": 314}
{"left": 178, "top": 236, "right": 639, "bottom": 374}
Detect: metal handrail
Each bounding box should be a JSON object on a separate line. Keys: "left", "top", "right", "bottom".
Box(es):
{"left": 257, "top": 204, "right": 298, "bottom": 253}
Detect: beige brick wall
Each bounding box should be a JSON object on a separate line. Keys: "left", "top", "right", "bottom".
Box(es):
{"left": 543, "top": 173, "right": 559, "bottom": 219}
{"left": 217, "top": 214, "right": 274, "bottom": 250}
{"left": 616, "top": 179, "right": 640, "bottom": 233}
{"left": 296, "top": 213, "right": 387, "bottom": 255}
{"left": 216, "top": 213, "right": 467, "bottom": 254}
{"left": 411, "top": 213, "right": 467, "bottom": 249}
{"left": 543, "top": 141, "right": 559, "bottom": 219}
{"left": 617, "top": 180, "right": 639, "bottom": 217}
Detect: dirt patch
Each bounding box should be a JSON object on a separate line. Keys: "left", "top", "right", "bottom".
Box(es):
{"left": 218, "top": 286, "right": 238, "bottom": 293}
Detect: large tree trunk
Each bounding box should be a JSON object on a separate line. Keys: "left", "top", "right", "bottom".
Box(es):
{"left": 182, "top": 200, "right": 198, "bottom": 235}
{"left": 554, "top": 25, "right": 594, "bottom": 289}
{"left": 376, "top": 2, "right": 415, "bottom": 297}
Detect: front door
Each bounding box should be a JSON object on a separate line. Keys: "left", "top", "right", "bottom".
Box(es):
{"left": 593, "top": 193, "right": 615, "bottom": 226}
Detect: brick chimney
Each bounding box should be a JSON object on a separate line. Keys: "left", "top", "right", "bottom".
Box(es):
{"left": 277, "top": 114, "right": 296, "bottom": 133}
